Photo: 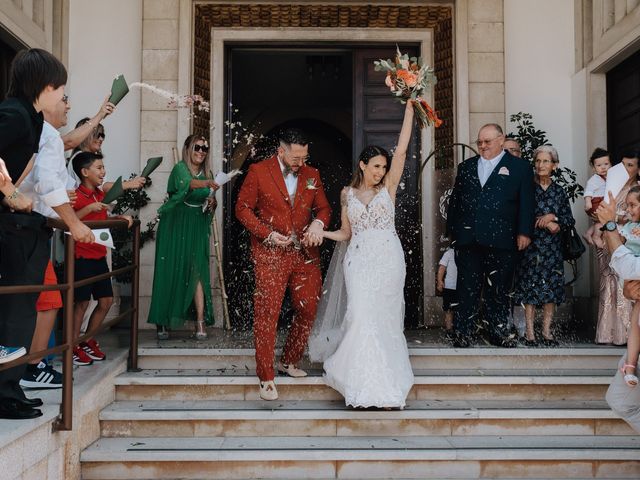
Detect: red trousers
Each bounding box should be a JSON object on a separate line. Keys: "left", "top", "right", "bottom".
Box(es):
{"left": 253, "top": 248, "right": 322, "bottom": 381}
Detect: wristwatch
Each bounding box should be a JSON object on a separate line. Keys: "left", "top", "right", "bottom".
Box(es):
{"left": 600, "top": 221, "right": 617, "bottom": 232}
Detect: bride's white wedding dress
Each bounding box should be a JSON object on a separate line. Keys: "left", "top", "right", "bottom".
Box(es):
{"left": 315, "top": 186, "right": 414, "bottom": 408}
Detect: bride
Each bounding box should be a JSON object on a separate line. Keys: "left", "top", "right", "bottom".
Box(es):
{"left": 309, "top": 101, "right": 415, "bottom": 408}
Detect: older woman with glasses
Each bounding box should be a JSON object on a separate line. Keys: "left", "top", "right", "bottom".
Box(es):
{"left": 513, "top": 145, "right": 576, "bottom": 346}
{"left": 148, "top": 134, "right": 220, "bottom": 340}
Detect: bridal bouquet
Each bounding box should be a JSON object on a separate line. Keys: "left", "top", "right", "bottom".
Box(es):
{"left": 374, "top": 47, "right": 442, "bottom": 129}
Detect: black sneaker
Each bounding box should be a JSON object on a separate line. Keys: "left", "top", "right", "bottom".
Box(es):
{"left": 19, "top": 361, "right": 63, "bottom": 389}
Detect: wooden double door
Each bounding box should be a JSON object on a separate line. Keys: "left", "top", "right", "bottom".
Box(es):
{"left": 607, "top": 48, "right": 640, "bottom": 160}
{"left": 224, "top": 44, "right": 423, "bottom": 329}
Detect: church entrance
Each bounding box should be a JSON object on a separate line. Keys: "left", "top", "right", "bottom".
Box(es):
{"left": 222, "top": 44, "right": 423, "bottom": 330}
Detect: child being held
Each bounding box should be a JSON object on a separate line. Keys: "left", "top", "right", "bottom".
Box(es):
{"left": 437, "top": 246, "right": 457, "bottom": 334}
{"left": 583, "top": 148, "right": 611, "bottom": 248}
{"left": 619, "top": 186, "right": 640, "bottom": 387}
{"left": 71, "top": 152, "right": 132, "bottom": 366}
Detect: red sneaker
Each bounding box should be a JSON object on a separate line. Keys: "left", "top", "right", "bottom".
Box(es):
{"left": 73, "top": 346, "right": 93, "bottom": 366}
{"left": 81, "top": 339, "right": 106, "bottom": 361}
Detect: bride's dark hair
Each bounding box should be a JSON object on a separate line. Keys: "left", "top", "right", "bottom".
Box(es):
{"left": 350, "top": 145, "right": 391, "bottom": 189}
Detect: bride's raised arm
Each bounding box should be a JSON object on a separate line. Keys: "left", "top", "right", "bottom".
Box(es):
{"left": 385, "top": 101, "right": 415, "bottom": 200}
{"left": 322, "top": 187, "right": 352, "bottom": 242}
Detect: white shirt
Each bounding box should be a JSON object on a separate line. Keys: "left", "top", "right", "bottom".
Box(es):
{"left": 278, "top": 156, "right": 298, "bottom": 202}
{"left": 20, "top": 121, "right": 74, "bottom": 218}
{"left": 477, "top": 151, "right": 505, "bottom": 187}
{"left": 439, "top": 248, "right": 457, "bottom": 289}
{"left": 585, "top": 173, "right": 606, "bottom": 198}
{"left": 610, "top": 245, "right": 640, "bottom": 280}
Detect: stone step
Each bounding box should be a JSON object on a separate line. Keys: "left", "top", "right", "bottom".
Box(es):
{"left": 137, "top": 346, "right": 625, "bottom": 371}
{"left": 80, "top": 435, "right": 640, "bottom": 479}
{"left": 99, "top": 399, "right": 634, "bottom": 437}
{"left": 114, "top": 368, "right": 614, "bottom": 401}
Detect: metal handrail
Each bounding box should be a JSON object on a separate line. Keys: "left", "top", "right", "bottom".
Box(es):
{"left": 0, "top": 217, "right": 140, "bottom": 431}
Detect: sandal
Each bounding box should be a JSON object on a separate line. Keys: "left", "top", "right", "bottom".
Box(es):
{"left": 621, "top": 364, "right": 638, "bottom": 387}
{"left": 195, "top": 320, "right": 208, "bottom": 340}
{"left": 156, "top": 325, "right": 169, "bottom": 340}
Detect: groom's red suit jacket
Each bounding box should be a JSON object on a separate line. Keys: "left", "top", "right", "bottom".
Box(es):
{"left": 235, "top": 155, "right": 332, "bottom": 262}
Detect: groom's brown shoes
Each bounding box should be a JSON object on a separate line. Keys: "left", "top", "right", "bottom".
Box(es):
{"left": 277, "top": 361, "right": 307, "bottom": 378}
{"left": 259, "top": 380, "right": 278, "bottom": 401}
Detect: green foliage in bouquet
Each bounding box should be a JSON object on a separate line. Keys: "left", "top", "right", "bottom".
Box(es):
{"left": 112, "top": 173, "right": 159, "bottom": 283}
{"left": 508, "top": 112, "right": 584, "bottom": 203}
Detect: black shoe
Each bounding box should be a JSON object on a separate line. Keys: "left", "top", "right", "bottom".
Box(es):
{"left": 18, "top": 397, "right": 43, "bottom": 408}
{"left": 451, "top": 333, "right": 471, "bottom": 348}
{"left": 520, "top": 337, "right": 539, "bottom": 347}
{"left": 540, "top": 337, "right": 560, "bottom": 347}
{"left": 499, "top": 337, "right": 518, "bottom": 348}
{"left": 0, "top": 398, "right": 43, "bottom": 419}
{"left": 20, "top": 361, "right": 63, "bottom": 389}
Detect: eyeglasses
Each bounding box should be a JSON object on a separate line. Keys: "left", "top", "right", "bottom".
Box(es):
{"left": 95, "top": 132, "right": 105, "bottom": 140}
{"left": 62, "top": 94, "right": 69, "bottom": 104}
{"left": 193, "top": 144, "right": 209, "bottom": 153}
{"left": 283, "top": 148, "right": 309, "bottom": 163}
{"left": 534, "top": 158, "right": 555, "bottom": 164}
{"left": 475, "top": 135, "right": 502, "bottom": 147}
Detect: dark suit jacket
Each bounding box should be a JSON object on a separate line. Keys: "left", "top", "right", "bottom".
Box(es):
{"left": 446, "top": 151, "right": 535, "bottom": 251}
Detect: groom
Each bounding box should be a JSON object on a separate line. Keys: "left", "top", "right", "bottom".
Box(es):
{"left": 447, "top": 123, "right": 534, "bottom": 348}
{"left": 235, "top": 128, "right": 331, "bottom": 400}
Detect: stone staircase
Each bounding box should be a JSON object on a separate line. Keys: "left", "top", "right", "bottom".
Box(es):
{"left": 80, "top": 343, "right": 640, "bottom": 479}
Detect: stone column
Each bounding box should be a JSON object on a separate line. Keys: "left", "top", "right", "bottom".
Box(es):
{"left": 138, "top": 0, "right": 180, "bottom": 328}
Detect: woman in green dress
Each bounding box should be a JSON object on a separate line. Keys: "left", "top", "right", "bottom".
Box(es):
{"left": 148, "top": 134, "right": 219, "bottom": 340}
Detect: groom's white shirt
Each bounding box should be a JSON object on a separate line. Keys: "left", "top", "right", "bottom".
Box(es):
{"left": 278, "top": 156, "right": 298, "bottom": 200}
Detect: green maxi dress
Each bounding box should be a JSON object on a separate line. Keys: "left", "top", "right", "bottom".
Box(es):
{"left": 148, "top": 160, "right": 214, "bottom": 328}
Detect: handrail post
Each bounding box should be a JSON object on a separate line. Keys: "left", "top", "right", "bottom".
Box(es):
{"left": 56, "top": 233, "right": 75, "bottom": 431}
{"left": 129, "top": 221, "right": 140, "bottom": 371}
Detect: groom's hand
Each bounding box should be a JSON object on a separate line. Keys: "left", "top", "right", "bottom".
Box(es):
{"left": 267, "top": 231, "right": 293, "bottom": 247}
{"left": 303, "top": 220, "right": 324, "bottom": 247}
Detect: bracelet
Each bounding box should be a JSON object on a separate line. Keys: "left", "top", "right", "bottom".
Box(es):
{"left": 7, "top": 188, "right": 19, "bottom": 201}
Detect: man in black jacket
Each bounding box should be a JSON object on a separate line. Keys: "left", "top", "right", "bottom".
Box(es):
{"left": 447, "top": 124, "right": 535, "bottom": 347}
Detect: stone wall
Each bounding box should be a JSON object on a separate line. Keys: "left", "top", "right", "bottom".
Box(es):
{"left": 138, "top": 0, "right": 182, "bottom": 327}
{"left": 465, "top": 0, "right": 505, "bottom": 140}
{"left": 0, "top": 0, "right": 53, "bottom": 49}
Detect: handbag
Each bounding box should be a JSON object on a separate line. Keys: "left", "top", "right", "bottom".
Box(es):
{"left": 561, "top": 225, "right": 586, "bottom": 261}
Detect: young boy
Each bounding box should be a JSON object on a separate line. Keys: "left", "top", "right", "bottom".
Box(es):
{"left": 437, "top": 246, "right": 458, "bottom": 333}
{"left": 71, "top": 152, "right": 131, "bottom": 366}
{"left": 0, "top": 48, "right": 67, "bottom": 420}
{"left": 583, "top": 148, "right": 611, "bottom": 248}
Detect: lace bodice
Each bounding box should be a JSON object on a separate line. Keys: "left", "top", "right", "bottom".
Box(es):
{"left": 346, "top": 186, "right": 396, "bottom": 235}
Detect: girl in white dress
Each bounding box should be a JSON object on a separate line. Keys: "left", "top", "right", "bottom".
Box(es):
{"left": 309, "top": 101, "right": 415, "bottom": 408}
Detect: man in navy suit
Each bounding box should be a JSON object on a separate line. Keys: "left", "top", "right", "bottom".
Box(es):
{"left": 447, "top": 124, "right": 535, "bottom": 347}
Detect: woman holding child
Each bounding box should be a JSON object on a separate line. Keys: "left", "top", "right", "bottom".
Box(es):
{"left": 148, "top": 135, "right": 219, "bottom": 340}
{"left": 595, "top": 152, "right": 639, "bottom": 345}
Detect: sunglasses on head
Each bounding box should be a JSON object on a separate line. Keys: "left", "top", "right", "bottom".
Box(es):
{"left": 193, "top": 144, "right": 209, "bottom": 153}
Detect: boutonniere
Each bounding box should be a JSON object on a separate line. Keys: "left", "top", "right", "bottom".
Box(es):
{"left": 498, "top": 166, "right": 510, "bottom": 176}
{"left": 305, "top": 178, "right": 318, "bottom": 190}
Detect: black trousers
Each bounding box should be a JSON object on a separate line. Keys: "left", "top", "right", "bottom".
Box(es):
{"left": 453, "top": 243, "right": 516, "bottom": 342}
{"left": 0, "top": 212, "right": 50, "bottom": 401}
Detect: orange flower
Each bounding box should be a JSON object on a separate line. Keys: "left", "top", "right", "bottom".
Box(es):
{"left": 396, "top": 69, "right": 418, "bottom": 88}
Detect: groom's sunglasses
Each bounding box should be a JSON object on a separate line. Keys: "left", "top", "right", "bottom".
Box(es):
{"left": 193, "top": 144, "right": 209, "bottom": 153}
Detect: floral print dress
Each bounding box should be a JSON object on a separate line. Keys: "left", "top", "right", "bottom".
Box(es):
{"left": 513, "top": 181, "right": 575, "bottom": 306}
